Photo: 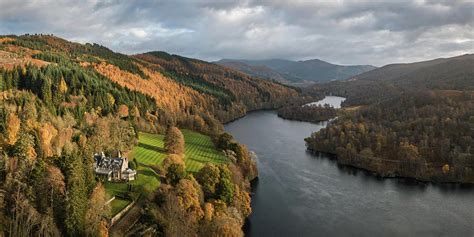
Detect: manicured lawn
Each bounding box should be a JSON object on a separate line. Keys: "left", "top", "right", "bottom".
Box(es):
{"left": 110, "top": 198, "right": 131, "bottom": 216}
{"left": 181, "top": 130, "right": 229, "bottom": 172}
{"left": 104, "top": 129, "right": 227, "bottom": 215}
{"left": 104, "top": 164, "right": 160, "bottom": 198}
{"left": 130, "top": 130, "right": 228, "bottom": 172}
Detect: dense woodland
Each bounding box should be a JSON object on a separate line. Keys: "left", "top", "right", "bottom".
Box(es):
{"left": 0, "top": 34, "right": 292, "bottom": 236}
{"left": 134, "top": 51, "right": 299, "bottom": 122}
{"left": 306, "top": 54, "right": 474, "bottom": 183}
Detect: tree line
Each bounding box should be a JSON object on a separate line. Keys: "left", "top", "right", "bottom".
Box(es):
{"left": 277, "top": 104, "right": 338, "bottom": 123}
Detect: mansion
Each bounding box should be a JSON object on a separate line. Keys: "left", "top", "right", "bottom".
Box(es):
{"left": 93, "top": 152, "right": 137, "bottom": 182}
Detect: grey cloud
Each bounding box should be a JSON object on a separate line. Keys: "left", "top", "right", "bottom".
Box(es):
{"left": 0, "top": 0, "right": 472, "bottom": 66}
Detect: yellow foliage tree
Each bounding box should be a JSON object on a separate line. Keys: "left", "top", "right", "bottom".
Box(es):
{"left": 5, "top": 113, "right": 20, "bottom": 145}
{"left": 59, "top": 77, "right": 68, "bottom": 94}
{"left": 85, "top": 183, "right": 110, "bottom": 237}
{"left": 39, "top": 123, "right": 58, "bottom": 157}
{"left": 442, "top": 164, "right": 450, "bottom": 174}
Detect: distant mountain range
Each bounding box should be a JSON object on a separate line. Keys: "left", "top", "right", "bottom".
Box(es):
{"left": 214, "top": 58, "right": 376, "bottom": 84}
{"left": 308, "top": 53, "right": 474, "bottom": 106}
{"left": 348, "top": 54, "right": 474, "bottom": 89}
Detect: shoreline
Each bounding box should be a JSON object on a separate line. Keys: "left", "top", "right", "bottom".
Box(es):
{"left": 307, "top": 148, "right": 474, "bottom": 185}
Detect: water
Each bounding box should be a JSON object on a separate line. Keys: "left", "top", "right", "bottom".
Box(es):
{"left": 225, "top": 96, "right": 474, "bottom": 237}
{"left": 304, "top": 95, "right": 346, "bottom": 108}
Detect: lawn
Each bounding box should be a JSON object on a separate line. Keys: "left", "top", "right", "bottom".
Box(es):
{"left": 131, "top": 130, "right": 228, "bottom": 172}
{"left": 104, "top": 129, "right": 228, "bottom": 215}
{"left": 110, "top": 198, "right": 131, "bottom": 216}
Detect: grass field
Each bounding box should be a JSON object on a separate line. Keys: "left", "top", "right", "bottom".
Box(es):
{"left": 104, "top": 129, "right": 228, "bottom": 215}
{"left": 131, "top": 130, "right": 228, "bottom": 172}
{"left": 110, "top": 198, "right": 131, "bottom": 216}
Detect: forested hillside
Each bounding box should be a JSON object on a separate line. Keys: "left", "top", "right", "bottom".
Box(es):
{"left": 307, "top": 54, "right": 474, "bottom": 106}
{"left": 306, "top": 54, "right": 474, "bottom": 183}
{"left": 134, "top": 51, "right": 297, "bottom": 119}
{"left": 0, "top": 34, "right": 297, "bottom": 236}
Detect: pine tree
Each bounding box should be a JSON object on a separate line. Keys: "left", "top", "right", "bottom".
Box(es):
{"left": 64, "top": 152, "right": 88, "bottom": 236}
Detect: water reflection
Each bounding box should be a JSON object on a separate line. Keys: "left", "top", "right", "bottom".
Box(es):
{"left": 226, "top": 96, "right": 474, "bottom": 237}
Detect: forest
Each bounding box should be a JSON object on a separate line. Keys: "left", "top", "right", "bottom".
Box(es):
{"left": 0, "top": 34, "right": 294, "bottom": 236}
{"left": 305, "top": 54, "right": 474, "bottom": 183}
{"left": 277, "top": 104, "right": 338, "bottom": 123}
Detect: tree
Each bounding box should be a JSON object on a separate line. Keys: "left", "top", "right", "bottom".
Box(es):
{"left": 215, "top": 165, "right": 235, "bottom": 205}
{"left": 64, "top": 153, "right": 88, "bottom": 236}
{"left": 200, "top": 208, "right": 243, "bottom": 237}
{"left": 232, "top": 185, "right": 251, "bottom": 219}
{"left": 5, "top": 113, "right": 20, "bottom": 145}
{"left": 158, "top": 179, "right": 204, "bottom": 237}
{"left": 13, "top": 131, "right": 37, "bottom": 165}
{"left": 38, "top": 165, "right": 66, "bottom": 213}
{"left": 58, "top": 77, "right": 68, "bottom": 94}
{"left": 216, "top": 133, "right": 233, "bottom": 150}
{"left": 164, "top": 126, "right": 185, "bottom": 155}
{"left": 166, "top": 163, "right": 186, "bottom": 186}
{"left": 196, "top": 164, "right": 220, "bottom": 200}
{"left": 216, "top": 178, "right": 234, "bottom": 205}
{"left": 442, "top": 164, "right": 450, "bottom": 174}
{"left": 38, "top": 123, "right": 58, "bottom": 157}
{"left": 162, "top": 154, "right": 185, "bottom": 171}
{"left": 117, "top": 104, "right": 129, "bottom": 118}
{"left": 85, "top": 183, "right": 110, "bottom": 237}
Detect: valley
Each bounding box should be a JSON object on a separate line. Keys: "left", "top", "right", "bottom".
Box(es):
{"left": 0, "top": 34, "right": 472, "bottom": 237}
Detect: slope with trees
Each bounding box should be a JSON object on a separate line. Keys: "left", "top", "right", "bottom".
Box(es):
{"left": 0, "top": 34, "right": 286, "bottom": 236}
{"left": 305, "top": 54, "right": 474, "bottom": 183}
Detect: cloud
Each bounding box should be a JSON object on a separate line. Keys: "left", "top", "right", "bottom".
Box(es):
{"left": 0, "top": 0, "right": 472, "bottom": 66}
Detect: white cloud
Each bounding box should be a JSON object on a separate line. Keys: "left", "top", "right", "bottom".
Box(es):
{"left": 0, "top": 0, "right": 472, "bottom": 66}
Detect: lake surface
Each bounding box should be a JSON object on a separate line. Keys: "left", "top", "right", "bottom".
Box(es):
{"left": 304, "top": 95, "right": 346, "bottom": 108}
{"left": 225, "top": 96, "right": 474, "bottom": 237}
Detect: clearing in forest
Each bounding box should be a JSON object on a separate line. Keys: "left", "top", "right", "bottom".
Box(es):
{"left": 105, "top": 129, "right": 228, "bottom": 215}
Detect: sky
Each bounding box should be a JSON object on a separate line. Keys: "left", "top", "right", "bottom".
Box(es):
{"left": 0, "top": 0, "right": 473, "bottom": 66}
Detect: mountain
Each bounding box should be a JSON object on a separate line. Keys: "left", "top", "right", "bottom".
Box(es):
{"left": 308, "top": 54, "right": 474, "bottom": 106}
{"left": 215, "top": 58, "right": 376, "bottom": 84}
{"left": 348, "top": 54, "right": 474, "bottom": 88}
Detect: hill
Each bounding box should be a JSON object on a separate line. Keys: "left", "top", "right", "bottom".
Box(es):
{"left": 305, "top": 54, "right": 474, "bottom": 183}
{"left": 215, "top": 58, "right": 376, "bottom": 84}
{"left": 0, "top": 34, "right": 292, "bottom": 236}
{"left": 0, "top": 35, "right": 297, "bottom": 126}
{"left": 308, "top": 54, "right": 474, "bottom": 106}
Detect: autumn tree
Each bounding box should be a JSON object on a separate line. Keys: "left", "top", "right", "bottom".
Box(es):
{"left": 162, "top": 154, "right": 185, "bottom": 174}
{"left": 157, "top": 179, "right": 204, "bottom": 237}
{"left": 199, "top": 203, "right": 243, "bottom": 237}
{"left": 117, "top": 104, "right": 129, "bottom": 118}
{"left": 5, "top": 113, "right": 20, "bottom": 145}
{"left": 164, "top": 126, "right": 185, "bottom": 155}
{"left": 216, "top": 133, "right": 234, "bottom": 150}
{"left": 196, "top": 164, "right": 221, "bottom": 200}
{"left": 13, "top": 131, "right": 37, "bottom": 165}
{"left": 38, "top": 165, "right": 66, "bottom": 213}
{"left": 38, "top": 123, "right": 58, "bottom": 157}
{"left": 196, "top": 164, "right": 235, "bottom": 204}
{"left": 166, "top": 163, "right": 186, "bottom": 186}
{"left": 85, "top": 183, "right": 110, "bottom": 237}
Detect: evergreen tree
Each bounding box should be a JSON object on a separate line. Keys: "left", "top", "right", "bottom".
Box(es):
{"left": 64, "top": 152, "right": 88, "bottom": 236}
